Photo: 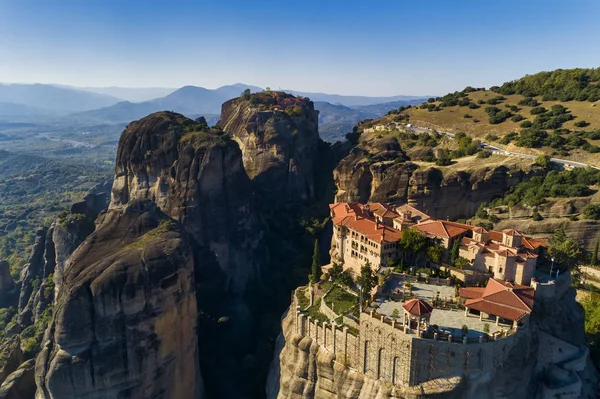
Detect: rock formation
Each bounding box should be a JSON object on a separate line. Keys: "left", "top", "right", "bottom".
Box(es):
{"left": 217, "top": 92, "right": 320, "bottom": 202}
{"left": 34, "top": 200, "right": 201, "bottom": 399}
{"left": 0, "top": 359, "right": 35, "bottom": 399}
{"left": 334, "top": 131, "right": 542, "bottom": 220}
{"left": 269, "top": 273, "right": 598, "bottom": 399}
{"left": 111, "top": 111, "right": 264, "bottom": 293}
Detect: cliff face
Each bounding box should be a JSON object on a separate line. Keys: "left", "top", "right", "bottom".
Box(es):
{"left": 111, "top": 112, "right": 264, "bottom": 293}
{"left": 35, "top": 201, "right": 201, "bottom": 399}
{"left": 216, "top": 92, "right": 320, "bottom": 202}
{"left": 334, "top": 132, "right": 540, "bottom": 220}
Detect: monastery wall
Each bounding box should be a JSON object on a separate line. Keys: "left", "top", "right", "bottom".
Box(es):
{"left": 290, "top": 298, "right": 526, "bottom": 388}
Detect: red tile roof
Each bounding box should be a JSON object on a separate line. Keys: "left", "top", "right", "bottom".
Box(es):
{"left": 461, "top": 278, "right": 534, "bottom": 321}
{"left": 459, "top": 287, "right": 485, "bottom": 299}
{"left": 414, "top": 220, "right": 472, "bottom": 238}
{"left": 370, "top": 203, "right": 399, "bottom": 219}
{"left": 403, "top": 298, "right": 433, "bottom": 316}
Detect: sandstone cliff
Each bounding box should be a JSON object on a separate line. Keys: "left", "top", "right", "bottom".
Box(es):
{"left": 334, "top": 131, "right": 541, "bottom": 220}
{"left": 35, "top": 200, "right": 201, "bottom": 399}
{"left": 217, "top": 92, "right": 320, "bottom": 202}
{"left": 111, "top": 112, "right": 264, "bottom": 293}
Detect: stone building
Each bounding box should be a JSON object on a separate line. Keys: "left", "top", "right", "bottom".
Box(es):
{"left": 330, "top": 202, "right": 545, "bottom": 285}
{"left": 459, "top": 278, "right": 535, "bottom": 329}
{"left": 329, "top": 203, "right": 402, "bottom": 276}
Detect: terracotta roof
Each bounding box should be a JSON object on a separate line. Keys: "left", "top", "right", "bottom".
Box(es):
{"left": 502, "top": 229, "right": 522, "bottom": 237}
{"left": 521, "top": 236, "right": 548, "bottom": 250}
{"left": 461, "top": 278, "right": 534, "bottom": 321}
{"left": 370, "top": 203, "right": 399, "bottom": 219}
{"left": 402, "top": 298, "right": 433, "bottom": 316}
{"left": 414, "top": 220, "right": 471, "bottom": 238}
{"left": 487, "top": 230, "right": 504, "bottom": 242}
{"left": 472, "top": 226, "right": 488, "bottom": 234}
{"left": 459, "top": 287, "right": 485, "bottom": 299}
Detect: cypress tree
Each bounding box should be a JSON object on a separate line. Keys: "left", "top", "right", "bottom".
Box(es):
{"left": 592, "top": 239, "right": 599, "bottom": 266}
{"left": 450, "top": 239, "right": 460, "bottom": 265}
{"left": 311, "top": 239, "right": 321, "bottom": 283}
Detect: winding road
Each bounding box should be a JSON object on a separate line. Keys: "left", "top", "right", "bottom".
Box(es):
{"left": 410, "top": 126, "right": 596, "bottom": 169}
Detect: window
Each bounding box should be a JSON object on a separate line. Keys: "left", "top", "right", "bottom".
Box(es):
{"left": 499, "top": 268, "right": 503, "bottom": 273}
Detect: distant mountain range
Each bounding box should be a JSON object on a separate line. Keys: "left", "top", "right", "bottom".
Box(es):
{"left": 0, "top": 82, "right": 427, "bottom": 142}
{"left": 0, "top": 84, "right": 119, "bottom": 113}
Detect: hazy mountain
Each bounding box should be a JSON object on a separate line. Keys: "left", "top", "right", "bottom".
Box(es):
{"left": 0, "top": 83, "right": 120, "bottom": 113}
{"left": 69, "top": 84, "right": 263, "bottom": 123}
{"left": 58, "top": 86, "right": 177, "bottom": 102}
{"left": 0, "top": 102, "right": 54, "bottom": 117}
{"left": 286, "top": 90, "right": 426, "bottom": 106}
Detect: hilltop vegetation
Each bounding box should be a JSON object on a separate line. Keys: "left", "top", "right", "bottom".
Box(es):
{"left": 375, "top": 68, "right": 600, "bottom": 166}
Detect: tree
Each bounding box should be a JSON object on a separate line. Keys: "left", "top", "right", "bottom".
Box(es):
{"left": 426, "top": 244, "right": 444, "bottom": 265}
{"left": 310, "top": 239, "right": 321, "bottom": 283}
{"left": 392, "top": 308, "right": 400, "bottom": 319}
{"left": 450, "top": 239, "right": 460, "bottom": 265}
{"left": 535, "top": 154, "right": 552, "bottom": 169}
{"left": 398, "top": 228, "right": 428, "bottom": 263}
{"left": 241, "top": 88, "right": 251, "bottom": 100}
{"left": 330, "top": 262, "right": 343, "bottom": 282}
{"left": 592, "top": 240, "right": 599, "bottom": 266}
{"left": 548, "top": 227, "right": 584, "bottom": 270}
{"left": 357, "top": 261, "right": 376, "bottom": 304}
{"left": 454, "top": 257, "right": 469, "bottom": 269}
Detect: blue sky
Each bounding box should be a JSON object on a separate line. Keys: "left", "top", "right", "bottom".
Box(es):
{"left": 1, "top": 0, "right": 599, "bottom": 96}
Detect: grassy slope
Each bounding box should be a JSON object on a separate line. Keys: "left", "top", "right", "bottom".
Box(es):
{"left": 402, "top": 90, "right": 600, "bottom": 165}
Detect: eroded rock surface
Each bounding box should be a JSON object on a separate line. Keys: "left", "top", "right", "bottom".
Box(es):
{"left": 111, "top": 112, "right": 264, "bottom": 293}
{"left": 217, "top": 92, "right": 320, "bottom": 202}
{"left": 35, "top": 200, "right": 201, "bottom": 399}
{"left": 334, "top": 131, "right": 541, "bottom": 220}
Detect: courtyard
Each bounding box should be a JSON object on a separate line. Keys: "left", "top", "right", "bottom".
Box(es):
{"left": 371, "top": 273, "right": 513, "bottom": 338}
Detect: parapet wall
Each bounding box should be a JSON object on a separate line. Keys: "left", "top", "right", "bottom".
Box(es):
{"left": 532, "top": 272, "right": 571, "bottom": 300}
{"left": 291, "top": 296, "right": 526, "bottom": 387}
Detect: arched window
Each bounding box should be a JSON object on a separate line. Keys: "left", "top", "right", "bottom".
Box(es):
{"left": 392, "top": 356, "right": 399, "bottom": 384}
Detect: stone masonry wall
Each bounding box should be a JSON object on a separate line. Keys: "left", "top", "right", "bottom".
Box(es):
{"left": 291, "top": 292, "right": 526, "bottom": 388}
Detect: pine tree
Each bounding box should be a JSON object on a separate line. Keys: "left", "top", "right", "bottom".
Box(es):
{"left": 311, "top": 239, "right": 321, "bottom": 283}
{"left": 592, "top": 239, "right": 599, "bottom": 266}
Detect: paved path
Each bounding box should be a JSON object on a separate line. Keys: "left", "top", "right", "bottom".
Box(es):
{"left": 410, "top": 125, "right": 597, "bottom": 169}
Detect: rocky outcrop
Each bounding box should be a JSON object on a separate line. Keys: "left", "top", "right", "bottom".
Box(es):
{"left": 111, "top": 111, "right": 264, "bottom": 293}
{"left": 334, "top": 132, "right": 541, "bottom": 219}
{"left": 0, "top": 337, "right": 23, "bottom": 386}
{"left": 0, "top": 359, "right": 35, "bottom": 399}
{"left": 269, "top": 275, "right": 598, "bottom": 399}
{"left": 217, "top": 92, "right": 320, "bottom": 202}
{"left": 35, "top": 200, "right": 202, "bottom": 399}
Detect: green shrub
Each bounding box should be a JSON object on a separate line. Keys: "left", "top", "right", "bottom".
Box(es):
{"left": 511, "top": 114, "right": 525, "bottom": 122}
{"left": 520, "top": 120, "right": 533, "bottom": 128}
{"left": 575, "top": 120, "right": 590, "bottom": 128}
{"left": 530, "top": 106, "right": 547, "bottom": 115}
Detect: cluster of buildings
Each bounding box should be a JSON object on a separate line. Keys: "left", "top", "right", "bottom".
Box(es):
{"left": 329, "top": 202, "right": 547, "bottom": 286}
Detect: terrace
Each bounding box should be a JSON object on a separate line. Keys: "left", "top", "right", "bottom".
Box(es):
{"left": 370, "top": 273, "right": 514, "bottom": 339}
